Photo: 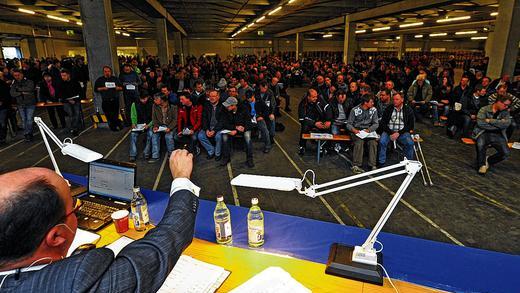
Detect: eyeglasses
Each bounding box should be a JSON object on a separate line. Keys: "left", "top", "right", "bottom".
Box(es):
{"left": 63, "top": 197, "right": 83, "bottom": 219}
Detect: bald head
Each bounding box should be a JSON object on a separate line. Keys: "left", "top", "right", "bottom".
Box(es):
{"left": 0, "top": 168, "right": 73, "bottom": 267}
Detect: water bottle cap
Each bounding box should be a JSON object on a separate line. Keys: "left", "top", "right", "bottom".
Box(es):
{"left": 133, "top": 186, "right": 140, "bottom": 192}
{"left": 251, "top": 198, "right": 258, "bottom": 205}
{"left": 216, "top": 195, "right": 224, "bottom": 202}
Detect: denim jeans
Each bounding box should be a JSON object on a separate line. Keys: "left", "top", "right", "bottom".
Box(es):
{"left": 64, "top": 102, "right": 82, "bottom": 131}
{"left": 256, "top": 119, "right": 271, "bottom": 148}
{"left": 378, "top": 132, "right": 415, "bottom": 164}
{"left": 198, "top": 130, "right": 222, "bottom": 156}
{"left": 221, "top": 130, "right": 253, "bottom": 161}
{"left": 476, "top": 132, "right": 510, "bottom": 168}
{"left": 267, "top": 117, "right": 275, "bottom": 138}
{"left": 18, "top": 105, "right": 35, "bottom": 136}
{"left": 0, "top": 109, "right": 7, "bottom": 142}
{"left": 431, "top": 103, "right": 439, "bottom": 122}
{"left": 174, "top": 131, "right": 198, "bottom": 153}
{"left": 152, "top": 131, "right": 175, "bottom": 159}
{"left": 129, "top": 128, "right": 152, "bottom": 158}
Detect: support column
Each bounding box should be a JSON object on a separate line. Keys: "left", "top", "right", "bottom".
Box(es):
{"left": 173, "top": 31, "right": 184, "bottom": 65}
{"left": 422, "top": 38, "right": 431, "bottom": 53}
{"left": 484, "top": 31, "right": 495, "bottom": 57}
{"left": 343, "top": 17, "right": 357, "bottom": 65}
{"left": 397, "top": 35, "right": 406, "bottom": 60}
{"left": 155, "top": 18, "right": 170, "bottom": 66}
{"left": 27, "top": 37, "right": 38, "bottom": 58}
{"left": 271, "top": 38, "right": 280, "bottom": 53}
{"left": 295, "top": 33, "right": 304, "bottom": 60}
{"left": 487, "top": 0, "right": 520, "bottom": 79}
{"left": 79, "top": 0, "right": 118, "bottom": 95}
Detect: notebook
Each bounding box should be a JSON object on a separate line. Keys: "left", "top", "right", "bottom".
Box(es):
{"left": 230, "top": 267, "right": 310, "bottom": 293}
{"left": 66, "top": 228, "right": 101, "bottom": 257}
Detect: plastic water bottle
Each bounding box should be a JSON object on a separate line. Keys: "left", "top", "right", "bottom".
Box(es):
{"left": 248, "top": 198, "right": 264, "bottom": 248}
{"left": 214, "top": 195, "right": 232, "bottom": 245}
{"left": 131, "top": 187, "right": 150, "bottom": 231}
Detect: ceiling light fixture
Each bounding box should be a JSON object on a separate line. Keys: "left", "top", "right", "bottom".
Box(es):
{"left": 455, "top": 30, "right": 478, "bottom": 35}
{"left": 414, "top": 34, "right": 423, "bottom": 38}
{"left": 471, "top": 36, "right": 488, "bottom": 40}
{"left": 372, "top": 26, "right": 391, "bottom": 32}
{"left": 247, "top": 23, "right": 255, "bottom": 28}
{"left": 256, "top": 16, "right": 266, "bottom": 22}
{"left": 18, "top": 8, "right": 36, "bottom": 15}
{"left": 122, "top": 32, "right": 130, "bottom": 37}
{"left": 115, "top": 31, "right": 121, "bottom": 35}
{"left": 47, "top": 14, "right": 70, "bottom": 23}
{"left": 355, "top": 29, "right": 366, "bottom": 34}
{"left": 430, "top": 33, "right": 447, "bottom": 37}
{"left": 323, "top": 34, "right": 332, "bottom": 38}
{"left": 436, "top": 16, "right": 471, "bottom": 23}
{"left": 399, "top": 22, "right": 423, "bottom": 28}
{"left": 490, "top": 12, "right": 498, "bottom": 16}
{"left": 288, "top": 0, "right": 297, "bottom": 3}
{"left": 268, "top": 6, "right": 282, "bottom": 15}
{"left": 76, "top": 21, "right": 83, "bottom": 26}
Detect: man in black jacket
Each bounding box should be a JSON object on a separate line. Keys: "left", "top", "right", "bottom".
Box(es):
{"left": 244, "top": 90, "right": 271, "bottom": 153}
{"left": 199, "top": 90, "right": 224, "bottom": 160}
{"left": 216, "top": 96, "right": 254, "bottom": 168}
{"left": 297, "top": 88, "right": 331, "bottom": 155}
{"left": 58, "top": 69, "right": 83, "bottom": 135}
{"left": 378, "top": 92, "right": 415, "bottom": 166}
{"left": 0, "top": 150, "right": 198, "bottom": 292}
{"left": 255, "top": 81, "right": 276, "bottom": 144}
{"left": 94, "top": 66, "right": 123, "bottom": 131}
{"left": 0, "top": 72, "right": 13, "bottom": 145}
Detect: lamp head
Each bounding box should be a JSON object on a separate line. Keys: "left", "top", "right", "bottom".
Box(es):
{"left": 231, "top": 174, "right": 302, "bottom": 192}
{"left": 61, "top": 142, "right": 103, "bottom": 162}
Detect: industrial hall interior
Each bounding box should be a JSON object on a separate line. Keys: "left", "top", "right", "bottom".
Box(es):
{"left": 0, "top": 0, "right": 519, "bottom": 292}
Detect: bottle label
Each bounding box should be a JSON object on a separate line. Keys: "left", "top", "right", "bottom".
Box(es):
{"left": 141, "top": 206, "right": 150, "bottom": 224}
{"left": 248, "top": 226, "right": 264, "bottom": 243}
{"left": 215, "top": 221, "right": 232, "bottom": 238}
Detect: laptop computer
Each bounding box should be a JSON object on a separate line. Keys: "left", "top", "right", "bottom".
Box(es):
{"left": 75, "top": 159, "right": 137, "bottom": 231}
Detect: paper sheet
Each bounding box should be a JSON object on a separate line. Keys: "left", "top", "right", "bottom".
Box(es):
{"left": 356, "top": 130, "right": 379, "bottom": 139}
{"left": 157, "top": 126, "right": 168, "bottom": 132}
{"left": 106, "top": 236, "right": 135, "bottom": 256}
{"left": 132, "top": 124, "right": 146, "bottom": 132}
{"left": 66, "top": 228, "right": 101, "bottom": 257}
{"left": 512, "top": 142, "right": 520, "bottom": 150}
{"left": 230, "top": 267, "right": 310, "bottom": 293}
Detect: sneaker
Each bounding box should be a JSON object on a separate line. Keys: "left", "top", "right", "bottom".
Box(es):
{"left": 298, "top": 147, "right": 305, "bottom": 156}
{"left": 206, "top": 153, "right": 215, "bottom": 160}
{"left": 246, "top": 160, "right": 255, "bottom": 168}
{"left": 351, "top": 166, "right": 364, "bottom": 174}
{"left": 478, "top": 165, "right": 488, "bottom": 175}
{"left": 129, "top": 156, "right": 136, "bottom": 163}
{"left": 144, "top": 155, "right": 150, "bottom": 160}
{"left": 194, "top": 146, "right": 201, "bottom": 156}
{"left": 334, "top": 143, "right": 341, "bottom": 153}
{"left": 148, "top": 158, "right": 159, "bottom": 164}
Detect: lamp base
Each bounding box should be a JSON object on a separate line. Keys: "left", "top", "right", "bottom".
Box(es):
{"left": 325, "top": 243, "right": 383, "bottom": 285}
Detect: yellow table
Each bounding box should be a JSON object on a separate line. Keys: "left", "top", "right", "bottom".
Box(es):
{"left": 94, "top": 223, "right": 443, "bottom": 293}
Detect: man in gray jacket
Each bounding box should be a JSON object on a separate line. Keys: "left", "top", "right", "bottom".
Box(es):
{"left": 9, "top": 69, "right": 36, "bottom": 141}
{"left": 347, "top": 95, "right": 379, "bottom": 174}
{"left": 473, "top": 95, "right": 512, "bottom": 175}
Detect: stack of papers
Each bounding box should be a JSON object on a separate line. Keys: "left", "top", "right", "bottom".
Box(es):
{"left": 158, "top": 255, "right": 230, "bottom": 293}
{"left": 66, "top": 228, "right": 100, "bottom": 257}
{"left": 356, "top": 130, "right": 379, "bottom": 139}
{"left": 106, "top": 236, "right": 135, "bottom": 256}
{"left": 156, "top": 126, "right": 168, "bottom": 132}
{"left": 132, "top": 124, "right": 146, "bottom": 132}
{"left": 512, "top": 142, "right": 520, "bottom": 150}
{"left": 310, "top": 133, "right": 333, "bottom": 139}
{"left": 230, "top": 267, "right": 310, "bottom": 293}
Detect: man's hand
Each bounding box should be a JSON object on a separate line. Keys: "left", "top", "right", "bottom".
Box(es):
{"left": 207, "top": 130, "right": 215, "bottom": 137}
{"left": 257, "top": 116, "right": 264, "bottom": 121}
{"left": 69, "top": 100, "right": 76, "bottom": 104}
{"left": 485, "top": 118, "right": 491, "bottom": 123}
{"left": 153, "top": 126, "right": 159, "bottom": 132}
{"left": 471, "top": 115, "right": 476, "bottom": 120}
{"left": 236, "top": 126, "right": 245, "bottom": 132}
{"left": 390, "top": 132, "right": 400, "bottom": 141}
{"left": 352, "top": 128, "right": 360, "bottom": 134}
{"left": 169, "top": 149, "right": 193, "bottom": 179}
{"left": 97, "top": 87, "right": 108, "bottom": 91}
{"left": 269, "top": 114, "right": 275, "bottom": 120}
{"left": 165, "top": 128, "right": 171, "bottom": 133}
{"left": 229, "top": 130, "right": 238, "bottom": 136}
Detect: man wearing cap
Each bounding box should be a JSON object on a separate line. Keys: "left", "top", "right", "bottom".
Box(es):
{"left": 129, "top": 90, "right": 154, "bottom": 162}
{"left": 216, "top": 96, "right": 254, "bottom": 168}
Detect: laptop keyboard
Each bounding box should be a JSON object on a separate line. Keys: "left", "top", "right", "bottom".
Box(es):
{"left": 77, "top": 200, "right": 125, "bottom": 231}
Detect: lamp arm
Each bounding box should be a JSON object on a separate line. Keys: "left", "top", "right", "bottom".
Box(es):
{"left": 34, "top": 117, "right": 64, "bottom": 176}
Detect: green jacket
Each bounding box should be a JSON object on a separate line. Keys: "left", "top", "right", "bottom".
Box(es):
{"left": 130, "top": 103, "right": 153, "bottom": 127}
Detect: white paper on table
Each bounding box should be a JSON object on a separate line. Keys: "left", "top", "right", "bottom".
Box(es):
{"left": 105, "top": 82, "right": 116, "bottom": 88}
{"left": 512, "top": 142, "right": 520, "bottom": 150}
{"left": 132, "top": 123, "right": 146, "bottom": 132}
{"left": 157, "top": 126, "right": 168, "bottom": 132}
{"left": 66, "top": 228, "right": 101, "bottom": 257}
{"left": 356, "top": 130, "right": 379, "bottom": 139}
{"left": 219, "top": 130, "right": 232, "bottom": 134}
{"left": 106, "top": 236, "right": 134, "bottom": 256}
{"left": 126, "top": 84, "right": 136, "bottom": 90}
{"left": 230, "top": 267, "right": 310, "bottom": 293}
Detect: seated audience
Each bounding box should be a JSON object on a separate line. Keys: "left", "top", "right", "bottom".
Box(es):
{"left": 297, "top": 88, "right": 331, "bottom": 155}
{"left": 255, "top": 81, "right": 276, "bottom": 144}
{"left": 407, "top": 74, "right": 433, "bottom": 123}
{"left": 328, "top": 90, "right": 352, "bottom": 135}
{"left": 198, "top": 89, "right": 224, "bottom": 160}
{"left": 129, "top": 91, "right": 153, "bottom": 162}
{"left": 244, "top": 90, "right": 271, "bottom": 153}
{"left": 190, "top": 81, "right": 207, "bottom": 105}
{"left": 488, "top": 84, "right": 520, "bottom": 139}
{"left": 151, "top": 93, "right": 177, "bottom": 163}
{"left": 175, "top": 92, "right": 202, "bottom": 154}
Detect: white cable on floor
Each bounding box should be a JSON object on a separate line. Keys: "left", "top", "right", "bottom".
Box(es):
{"left": 377, "top": 263, "right": 400, "bottom": 293}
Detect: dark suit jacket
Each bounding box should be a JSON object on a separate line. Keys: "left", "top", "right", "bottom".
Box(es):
{"left": 0, "top": 189, "right": 198, "bottom": 293}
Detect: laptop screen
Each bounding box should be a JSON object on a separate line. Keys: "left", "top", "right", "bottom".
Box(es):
{"left": 88, "top": 160, "right": 135, "bottom": 201}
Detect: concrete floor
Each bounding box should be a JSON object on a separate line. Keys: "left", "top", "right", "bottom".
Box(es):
{"left": 1, "top": 87, "right": 518, "bottom": 255}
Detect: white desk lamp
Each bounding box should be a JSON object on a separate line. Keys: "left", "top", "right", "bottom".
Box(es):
{"left": 231, "top": 159, "right": 422, "bottom": 285}
{"left": 34, "top": 117, "right": 103, "bottom": 177}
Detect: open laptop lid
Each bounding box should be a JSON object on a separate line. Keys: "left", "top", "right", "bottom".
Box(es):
{"left": 87, "top": 159, "right": 137, "bottom": 204}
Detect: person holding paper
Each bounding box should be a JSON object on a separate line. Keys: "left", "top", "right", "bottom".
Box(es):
{"left": 0, "top": 150, "right": 199, "bottom": 292}
{"left": 346, "top": 95, "right": 379, "bottom": 174}
{"left": 151, "top": 93, "right": 177, "bottom": 163}
{"left": 175, "top": 92, "right": 202, "bottom": 154}
{"left": 94, "top": 66, "right": 123, "bottom": 131}
{"left": 119, "top": 64, "right": 141, "bottom": 126}
{"left": 58, "top": 69, "right": 83, "bottom": 136}
{"left": 129, "top": 90, "right": 154, "bottom": 162}
{"left": 377, "top": 92, "right": 415, "bottom": 167}
{"left": 297, "top": 88, "right": 331, "bottom": 156}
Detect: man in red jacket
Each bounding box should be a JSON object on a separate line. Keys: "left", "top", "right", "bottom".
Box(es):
{"left": 175, "top": 92, "right": 202, "bottom": 154}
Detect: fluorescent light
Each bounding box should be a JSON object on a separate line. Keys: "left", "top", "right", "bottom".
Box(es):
{"left": 76, "top": 21, "right": 82, "bottom": 26}
{"left": 18, "top": 8, "right": 35, "bottom": 15}
{"left": 414, "top": 34, "right": 423, "bottom": 38}
{"left": 247, "top": 23, "right": 255, "bottom": 28}
{"left": 355, "top": 29, "right": 366, "bottom": 34}
{"left": 471, "top": 36, "right": 488, "bottom": 40}
{"left": 232, "top": 33, "right": 238, "bottom": 38}
{"left": 268, "top": 6, "right": 282, "bottom": 15}
{"left": 399, "top": 22, "right": 423, "bottom": 28}
{"left": 47, "top": 15, "right": 69, "bottom": 23}
{"left": 122, "top": 32, "right": 130, "bottom": 37}
{"left": 490, "top": 12, "right": 498, "bottom": 16}
{"left": 455, "top": 30, "right": 477, "bottom": 35}
{"left": 430, "top": 33, "right": 447, "bottom": 37}
{"left": 323, "top": 34, "right": 332, "bottom": 38}
{"left": 436, "top": 16, "right": 471, "bottom": 23}
{"left": 288, "top": 0, "right": 297, "bottom": 3}
{"left": 256, "top": 16, "right": 265, "bottom": 22}
{"left": 115, "top": 31, "right": 121, "bottom": 35}
{"left": 372, "top": 26, "right": 391, "bottom": 32}
{"left": 231, "top": 174, "right": 301, "bottom": 192}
